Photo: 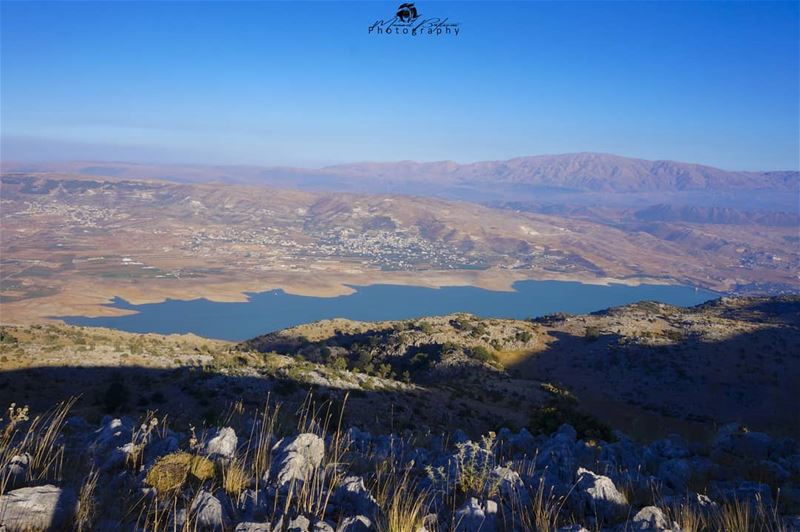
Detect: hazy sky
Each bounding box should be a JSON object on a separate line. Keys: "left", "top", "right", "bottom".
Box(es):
{"left": 1, "top": 1, "right": 798, "bottom": 170}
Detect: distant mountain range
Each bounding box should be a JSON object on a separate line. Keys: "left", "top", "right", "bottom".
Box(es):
{"left": 321, "top": 153, "right": 799, "bottom": 192}
{"left": 4, "top": 152, "right": 798, "bottom": 194}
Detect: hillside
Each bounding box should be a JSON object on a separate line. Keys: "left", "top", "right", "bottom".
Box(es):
{"left": 242, "top": 296, "right": 800, "bottom": 441}
{"left": 0, "top": 297, "right": 799, "bottom": 530}
{"left": 2, "top": 296, "right": 797, "bottom": 440}
{"left": 2, "top": 173, "right": 797, "bottom": 325}
{"left": 634, "top": 204, "right": 800, "bottom": 227}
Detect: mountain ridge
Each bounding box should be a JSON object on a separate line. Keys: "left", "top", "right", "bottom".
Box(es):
{"left": 321, "top": 152, "right": 800, "bottom": 192}
{"left": 4, "top": 152, "right": 798, "bottom": 193}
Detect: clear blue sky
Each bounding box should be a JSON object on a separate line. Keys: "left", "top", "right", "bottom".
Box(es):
{"left": 1, "top": 1, "right": 798, "bottom": 170}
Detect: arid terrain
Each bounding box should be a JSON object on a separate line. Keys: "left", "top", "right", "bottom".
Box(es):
{"left": 0, "top": 296, "right": 798, "bottom": 530}
{"left": 1, "top": 168, "right": 797, "bottom": 324}
{"left": 1, "top": 296, "right": 797, "bottom": 441}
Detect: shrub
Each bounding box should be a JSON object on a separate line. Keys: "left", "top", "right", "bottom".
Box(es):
{"left": 354, "top": 348, "right": 373, "bottom": 370}
{"left": 376, "top": 363, "right": 392, "bottom": 378}
{"left": 0, "top": 331, "right": 18, "bottom": 346}
{"left": 529, "top": 405, "right": 612, "bottom": 442}
{"left": 470, "top": 322, "right": 488, "bottom": 338}
{"left": 515, "top": 330, "right": 533, "bottom": 343}
{"left": 409, "top": 351, "right": 431, "bottom": 370}
{"left": 584, "top": 325, "right": 601, "bottom": 341}
{"left": 144, "top": 452, "right": 215, "bottom": 493}
{"left": 331, "top": 356, "right": 348, "bottom": 371}
{"left": 469, "top": 345, "right": 495, "bottom": 362}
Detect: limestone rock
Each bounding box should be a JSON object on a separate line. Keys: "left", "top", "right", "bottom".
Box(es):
{"left": 0, "top": 454, "right": 30, "bottom": 491}
{"left": 235, "top": 524, "right": 272, "bottom": 532}
{"left": 0, "top": 485, "right": 76, "bottom": 531}
{"left": 454, "top": 497, "right": 497, "bottom": 532}
{"left": 336, "top": 515, "right": 372, "bottom": 531}
{"left": 630, "top": 506, "right": 679, "bottom": 531}
{"left": 573, "top": 468, "right": 628, "bottom": 522}
{"left": 271, "top": 433, "right": 325, "bottom": 486}
{"left": 204, "top": 427, "right": 238, "bottom": 461}
{"left": 190, "top": 489, "right": 230, "bottom": 531}
{"left": 330, "top": 476, "right": 378, "bottom": 518}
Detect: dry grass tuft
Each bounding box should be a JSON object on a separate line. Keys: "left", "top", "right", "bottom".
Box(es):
{"left": 374, "top": 464, "right": 431, "bottom": 532}
{"left": 0, "top": 397, "right": 75, "bottom": 494}
{"left": 222, "top": 458, "right": 249, "bottom": 497}
{"left": 75, "top": 467, "right": 100, "bottom": 532}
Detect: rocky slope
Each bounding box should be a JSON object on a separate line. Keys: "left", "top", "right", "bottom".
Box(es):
{"left": 0, "top": 396, "right": 799, "bottom": 530}
{"left": 633, "top": 204, "right": 800, "bottom": 227}
{"left": 243, "top": 296, "right": 800, "bottom": 440}
{"left": 0, "top": 296, "right": 798, "bottom": 529}
{"left": 2, "top": 296, "right": 798, "bottom": 441}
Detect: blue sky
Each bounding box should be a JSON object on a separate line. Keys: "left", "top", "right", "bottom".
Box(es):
{"left": 1, "top": 1, "right": 798, "bottom": 170}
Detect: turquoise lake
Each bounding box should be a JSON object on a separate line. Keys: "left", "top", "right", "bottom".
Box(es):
{"left": 60, "top": 280, "right": 717, "bottom": 341}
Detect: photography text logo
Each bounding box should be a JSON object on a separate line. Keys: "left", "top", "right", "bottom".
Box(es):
{"left": 369, "top": 3, "right": 460, "bottom": 37}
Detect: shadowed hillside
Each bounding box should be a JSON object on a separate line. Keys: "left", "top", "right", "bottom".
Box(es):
{"left": 1, "top": 296, "right": 799, "bottom": 530}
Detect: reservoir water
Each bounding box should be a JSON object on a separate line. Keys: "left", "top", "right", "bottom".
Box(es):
{"left": 60, "top": 280, "right": 717, "bottom": 341}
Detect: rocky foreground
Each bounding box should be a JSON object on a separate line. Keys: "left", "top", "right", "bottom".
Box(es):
{"left": 1, "top": 397, "right": 799, "bottom": 531}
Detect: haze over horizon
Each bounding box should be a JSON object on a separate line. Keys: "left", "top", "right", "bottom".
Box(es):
{"left": 2, "top": 1, "right": 798, "bottom": 171}
{"left": 4, "top": 150, "right": 800, "bottom": 174}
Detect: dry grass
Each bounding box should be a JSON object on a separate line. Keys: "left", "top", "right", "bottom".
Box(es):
{"left": 664, "top": 502, "right": 707, "bottom": 532}
{"left": 144, "top": 451, "right": 216, "bottom": 493}
{"left": 126, "top": 410, "right": 163, "bottom": 471}
{"left": 0, "top": 397, "right": 75, "bottom": 495}
{"left": 75, "top": 467, "right": 100, "bottom": 532}
{"left": 657, "top": 493, "right": 787, "bottom": 532}
{"left": 511, "top": 477, "right": 569, "bottom": 532}
{"left": 280, "top": 393, "right": 351, "bottom": 520}
{"left": 717, "top": 498, "right": 753, "bottom": 532}
{"left": 135, "top": 489, "right": 191, "bottom": 531}
{"left": 245, "top": 394, "right": 281, "bottom": 495}
{"left": 374, "top": 466, "right": 432, "bottom": 532}
{"left": 222, "top": 458, "right": 249, "bottom": 497}
{"left": 500, "top": 456, "right": 574, "bottom": 532}
{"left": 711, "top": 494, "right": 787, "bottom": 532}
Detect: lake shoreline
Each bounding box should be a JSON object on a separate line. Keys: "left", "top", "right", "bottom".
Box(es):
{"left": 58, "top": 279, "right": 718, "bottom": 341}
{"left": 2, "top": 269, "right": 698, "bottom": 325}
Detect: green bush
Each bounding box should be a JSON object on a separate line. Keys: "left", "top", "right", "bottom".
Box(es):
{"left": 330, "top": 356, "right": 348, "bottom": 371}
{"left": 529, "top": 404, "right": 613, "bottom": 442}
{"left": 0, "top": 330, "right": 18, "bottom": 345}
{"left": 584, "top": 325, "right": 601, "bottom": 341}
{"left": 417, "top": 321, "right": 433, "bottom": 334}
{"left": 469, "top": 345, "right": 495, "bottom": 362}
{"left": 515, "top": 330, "right": 532, "bottom": 342}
